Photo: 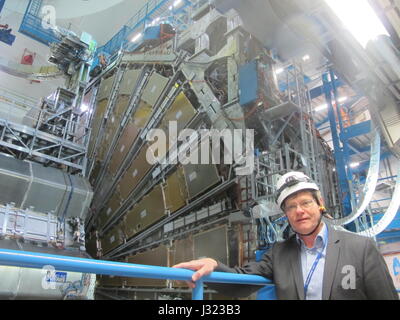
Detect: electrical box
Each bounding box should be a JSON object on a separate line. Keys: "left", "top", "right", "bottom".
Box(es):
{"left": 239, "top": 60, "right": 259, "bottom": 106}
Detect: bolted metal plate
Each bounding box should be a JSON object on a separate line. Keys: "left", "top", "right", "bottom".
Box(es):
{"left": 58, "top": 174, "right": 93, "bottom": 219}
{"left": 182, "top": 162, "right": 220, "bottom": 200}
{"left": 23, "top": 162, "right": 66, "bottom": 214}
{"left": 193, "top": 225, "right": 228, "bottom": 265}
{"left": 118, "top": 144, "right": 153, "bottom": 200}
{"left": 159, "top": 92, "right": 197, "bottom": 133}
{"left": 123, "top": 205, "right": 139, "bottom": 240}
{"left": 97, "top": 74, "right": 115, "bottom": 101}
{"left": 132, "top": 100, "right": 153, "bottom": 129}
{"left": 112, "top": 95, "right": 130, "bottom": 122}
{"left": 109, "top": 120, "right": 140, "bottom": 176}
{"left": 135, "top": 184, "right": 166, "bottom": 234}
{"left": 170, "top": 237, "right": 194, "bottom": 288}
{"left": 96, "top": 123, "right": 115, "bottom": 161}
{"left": 88, "top": 99, "right": 108, "bottom": 156}
{"left": 141, "top": 72, "right": 169, "bottom": 107}
{"left": 119, "top": 68, "right": 143, "bottom": 96}
{"left": 125, "top": 246, "right": 168, "bottom": 287}
{"left": 163, "top": 166, "right": 188, "bottom": 213}
{"left": 100, "top": 220, "right": 125, "bottom": 255}
{"left": 97, "top": 193, "right": 122, "bottom": 229}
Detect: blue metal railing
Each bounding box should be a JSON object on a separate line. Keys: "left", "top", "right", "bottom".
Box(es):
{"left": 19, "top": 0, "right": 59, "bottom": 46}
{"left": 18, "top": 0, "right": 199, "bottom": 67}
{"left": 92, "top": 0, "right": 172, "bottom": 67}
{"left": 0, "top": 248, "right": 273, "bottom": 300}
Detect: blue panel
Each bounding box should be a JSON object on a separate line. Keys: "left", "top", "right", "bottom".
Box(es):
{"left": 0, "top": 29, "right": 16, "bottom": 45}
{"left": 256, "top": 285, "right": 277, "bottom": 300}
{"left": 143, "top": 25, "right": 160, "bottom": 40}
{"left": 18, "top": 5, "right": 59, "bottom": 45}
{"left": 340, "top": 120, "right": 371, "bottom": 141}
{"left": 373, "top": 212, "right": 400, "bottom": 230}
{"left": 255, "top": 249, "right": 267, "bottom": 261}
{"left": 239, "top": 60, "right": 258, "bottom": 106}
{"left": 377, "top": 230, "right": 400, "bottom": 243}
{"left": 0, "top": 0, "right": 5, "bottom": 13}
{"left": 309, "top": 78, "right": 345, "bottom": 100}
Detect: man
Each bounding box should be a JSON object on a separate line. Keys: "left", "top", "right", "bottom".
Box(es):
{"left": 173, "top": 171, "right": 398, "bottom": 300}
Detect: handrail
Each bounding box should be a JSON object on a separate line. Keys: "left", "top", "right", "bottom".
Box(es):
{"left": 0, "top": 248, "right": 272, "bottom": 300}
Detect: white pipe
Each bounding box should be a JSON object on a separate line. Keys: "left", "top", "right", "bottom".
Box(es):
{"left": 331, "top": 128, "right": 381, "bottom": 225}
{"left": 358, "top": 163, "right": 400, "bottom": 237}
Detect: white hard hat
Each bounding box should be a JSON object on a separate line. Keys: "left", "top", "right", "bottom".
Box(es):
{"left": 275, "top": 171, "right": 319, "bottom": 208}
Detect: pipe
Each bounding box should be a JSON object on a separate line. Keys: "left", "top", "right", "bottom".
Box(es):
{"left": 0, "top": 248, "right": 271, "bottom": 300}
{"left": 192, "top": 280, "right": 204, "bottom": 300}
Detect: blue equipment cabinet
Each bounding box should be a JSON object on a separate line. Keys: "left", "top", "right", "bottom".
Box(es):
{"left": 0, "top": 29, "right": 16, "bottom": 46}
{"left": 239, "top": 60, "right": 259, "bottom": 106}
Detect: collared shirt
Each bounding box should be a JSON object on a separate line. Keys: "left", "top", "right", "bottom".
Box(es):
{"left": 296, "top": 223, "right": 328, "bottom": 300}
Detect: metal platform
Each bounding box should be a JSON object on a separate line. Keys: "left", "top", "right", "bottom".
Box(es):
{"left": 0, "top": 118, "right": 88, "bottom": 173}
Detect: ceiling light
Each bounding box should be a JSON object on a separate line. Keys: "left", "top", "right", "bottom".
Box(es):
{"left": 325, "top": 0, "right": 389, "bottom": 48}
{"left": 350, "top": 162, "right": 360, "bottom": 168}
{"left": 314, "top": 104, "right": 328, "bottom": 112}
{"left": 173, "top": 0, "right": 183, "bottom": 7}
{"left": 131, "top": 33, "right": 142, "bottom": 42}
{"left": 80, "top": 104, "right": 89, "bottom": 113}
{"left": 151, "top": 17, "right": 160, "bottom": 26}
{"left": 275, "top": 68, "right": 284, "bottom": 75}
{"left": 302, "top": 54, "right": 310, "bottom": 61}
{"left": 314, "top": 96, "right": 347, "bottom": 112}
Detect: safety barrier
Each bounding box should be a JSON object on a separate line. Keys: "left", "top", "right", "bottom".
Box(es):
{"left": 0, "top": 248, "right": 273, "bottom": 300}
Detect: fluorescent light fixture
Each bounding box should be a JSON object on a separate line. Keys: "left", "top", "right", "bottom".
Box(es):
{"left": 80, "top": 104, "right": 89, "bottom": 113}
{"left": 275, "top": 68, "right": 284, "bottom": 75}
{"left": 350, "top": 162, "right": 360, "bottom": 168}
{"left": 314, "top": 96, "right": 348, "bottom": 112}
{"left": 173, "top": 0, "right": 183, "bottom": 7}
{"left": 325, "top": 0, "right": 389, "bottom": 48}
{"left": 315, "top": 103, "right": 328, "bottom": 112}
{"left": 131, "top": 33, "right": 142, "bottom": 42}
{"left": 151, "top": 17, "right": 160, "bottom": 26}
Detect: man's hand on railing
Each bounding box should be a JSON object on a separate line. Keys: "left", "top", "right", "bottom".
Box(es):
{"left": 172, "top": 258, "right": 218, "bottom": 289}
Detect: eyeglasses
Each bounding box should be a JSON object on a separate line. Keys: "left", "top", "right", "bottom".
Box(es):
{"left": 284, "top": 199, "right": 316, "bottom": 213}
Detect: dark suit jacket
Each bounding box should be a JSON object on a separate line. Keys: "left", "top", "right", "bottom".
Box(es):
{"left": 210, "top": 224, "right": 398, "bottom": 300}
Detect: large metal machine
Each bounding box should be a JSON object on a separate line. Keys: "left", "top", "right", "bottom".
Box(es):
{"left": 83, "top": 3, "right": 342, "bottom": 299}
{"left": 0, "top": 28, "right": 97, "bottom": 299}
{"left": 1, "top": 0, "right": 399, "bottom": 300}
